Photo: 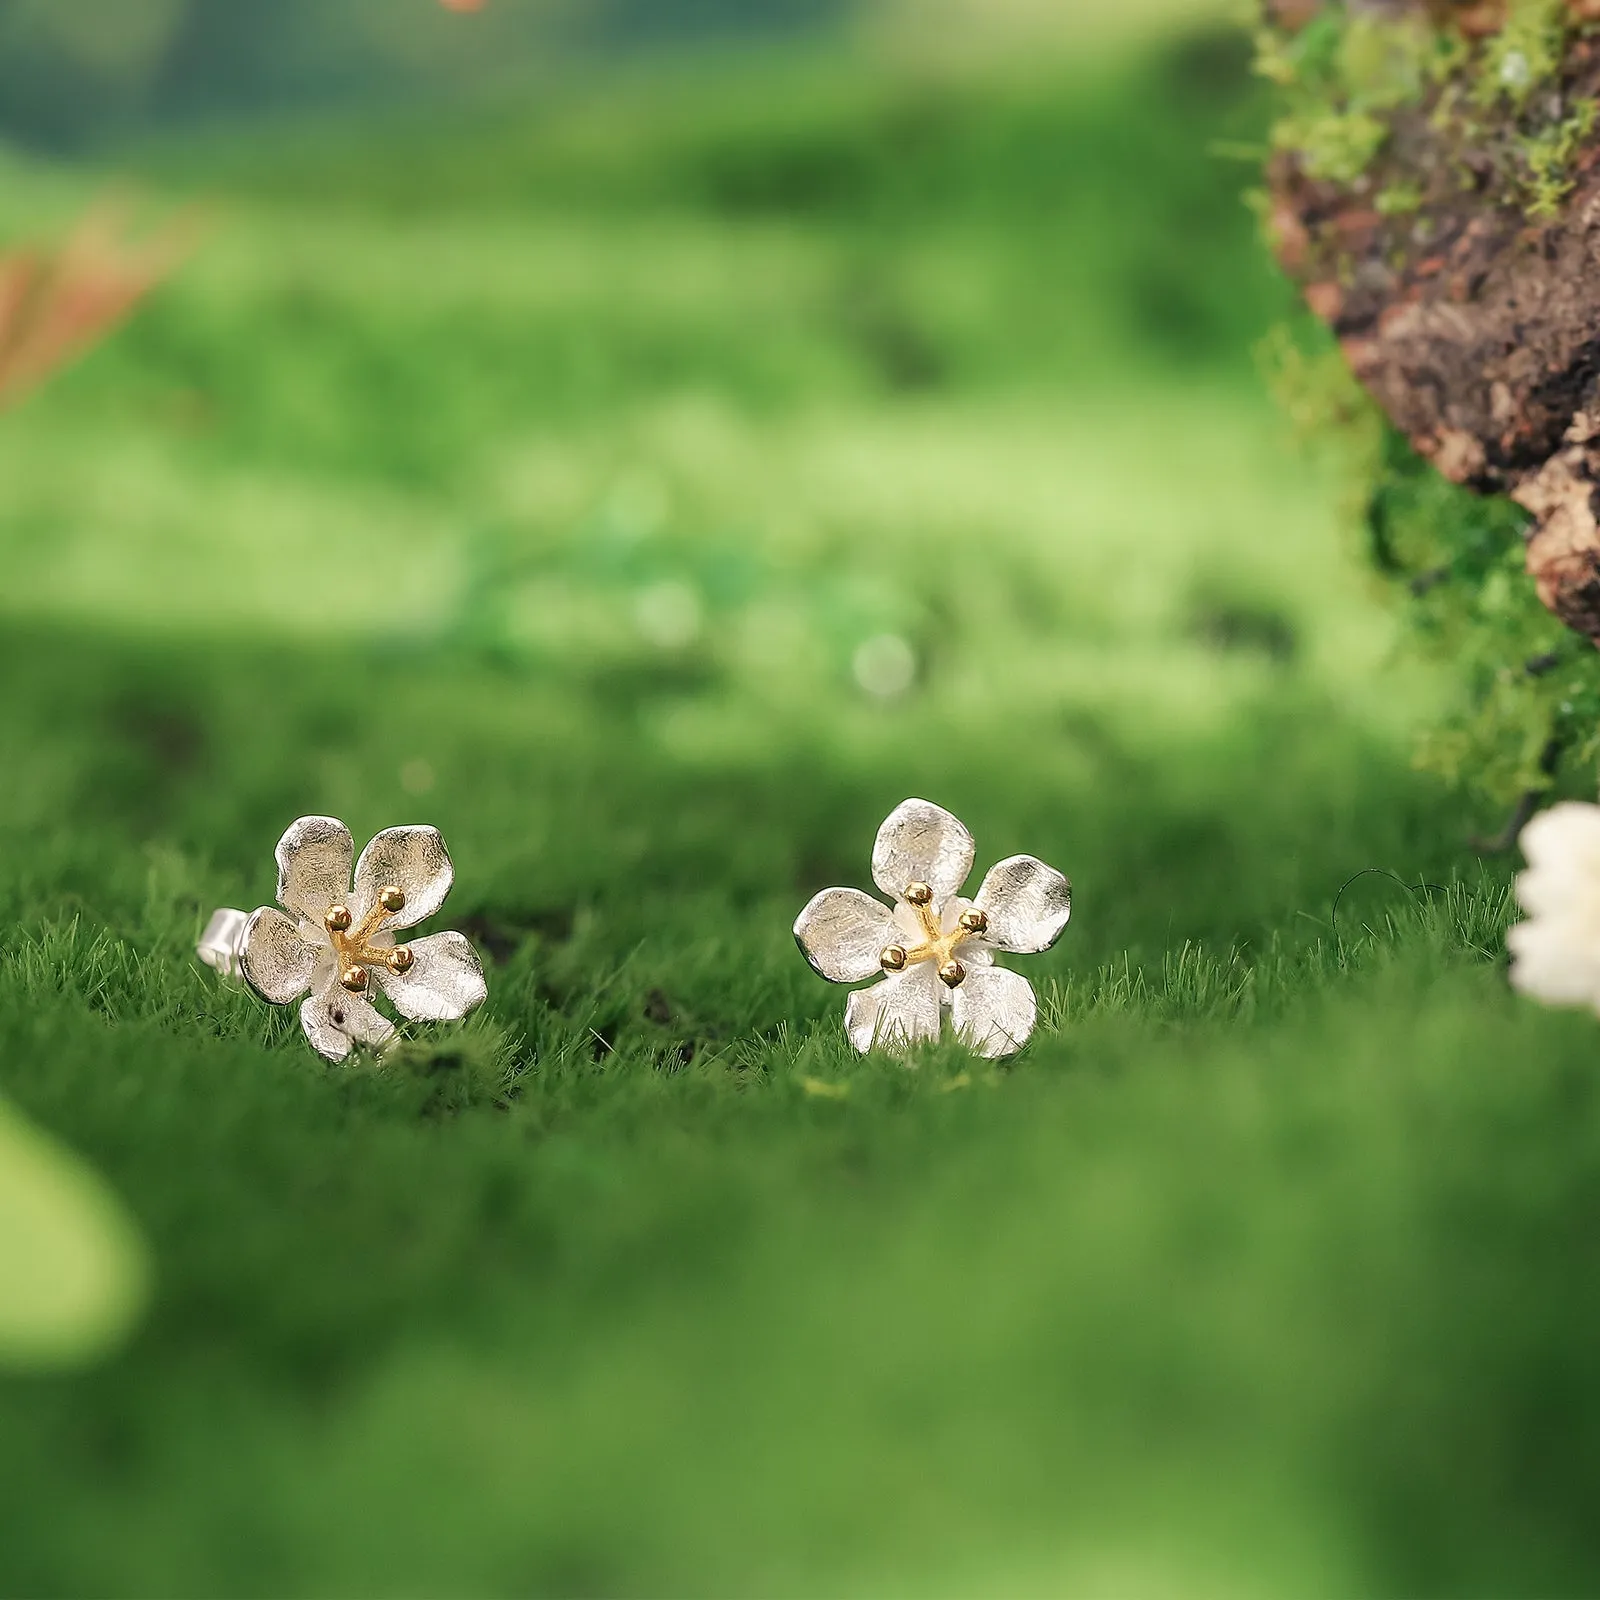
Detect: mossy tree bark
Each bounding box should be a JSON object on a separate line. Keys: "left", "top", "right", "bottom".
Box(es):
{"left": 1266, "top": 1, "right": 1600, "bottom": 644}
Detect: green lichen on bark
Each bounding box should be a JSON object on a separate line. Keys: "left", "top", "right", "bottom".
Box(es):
{"left": 1473, "top": 0, "right": 1568, "bottom": 109}
{"left": 1262, "top": 321, "right": 1600, "bottom": 813}
{"left": 1367, "top": 422, "right": 1600, "bottom": 808}
{"left": 1259, "top": 8, "right": 1452, "bottom": 182}
{"left": 1519, "top": 96, "right": 1597, "bottom": 215}
{"left": 1261, "top": 0, "right": 1600, "bottom": 824}
{"left": 1263, "top": 0, "right": 1588, "bottom": 220}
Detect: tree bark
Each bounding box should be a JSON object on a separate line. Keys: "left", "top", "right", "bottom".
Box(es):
{"left": 1266, "top": 1, "right": 1600, "bottom": 642}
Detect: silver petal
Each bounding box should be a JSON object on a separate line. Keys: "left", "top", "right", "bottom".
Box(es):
{"left": 871, "top": 798, "right": 975, "bottom": 903}
{"left": 794, "top": 888, "right": 896, "bottom": 984}
{"left": 238, "top": 907, "right": 320, "bottom": 1005}
{"left": 299, "top": 988, "right": 397, "bottom": 1063}
{"left": 951, "top": 965, "right": 1037, "bottom": 1059}
{"left": 275, "top": 816, "right": 355, "bottom": 924}
{"left": 372, "top": 931, "right": 487, "bottom": 1022}
{"left": 843, "top": 963, "right": 943, "bottom": 1055}
{"left": 351, "top": 826, "right": 454, "bottom": 930}
{"left": 973, "top": 855, "right": 1072, "bottom": 953}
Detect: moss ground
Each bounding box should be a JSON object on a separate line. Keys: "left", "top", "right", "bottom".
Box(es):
{"left": 2, "top": 23, "right": 1598, "bottom": 1597}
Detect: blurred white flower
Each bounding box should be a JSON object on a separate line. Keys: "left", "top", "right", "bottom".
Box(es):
{"left": 794, "top": 798, "right": 1071, "bottom": 1059}
{"left": 240, "top": 816, "right": 487, "bottom": 1062}
{"left": 852, "top": 633, "right": 917, "bottom": 699}
{"left": 1508, "top": 802, "right": 1600, "bottom": 1013}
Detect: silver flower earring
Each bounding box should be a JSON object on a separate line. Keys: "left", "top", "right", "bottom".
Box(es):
{"left": 198, "top": 815, "right": 488, "bottom": 1062}
{"left": 794, "top": 798, "right": 1071, "bottom": 1059}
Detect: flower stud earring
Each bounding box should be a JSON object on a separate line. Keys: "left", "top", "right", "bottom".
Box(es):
{"left": 794, "top": 798, "right": 1071, "bottom": 1058}
{"left": 198, "top": 815, "right": 487, "bottom": 1062}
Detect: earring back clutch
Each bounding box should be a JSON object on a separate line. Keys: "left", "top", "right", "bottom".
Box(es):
{"left": 197, "top": 907, "right": 249, "bottom": 982}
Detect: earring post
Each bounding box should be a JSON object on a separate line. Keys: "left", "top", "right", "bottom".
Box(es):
{"left": 197, "top": 907, "right": 250, "bottom": 982}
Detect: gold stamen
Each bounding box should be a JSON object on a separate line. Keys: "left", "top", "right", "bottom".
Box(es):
{"left": 938, "top": 959, "right": 966, "bottom": 988}
{"left": 905, "top": 881, "right": 933, "bottom": 906}
{"left": 326, "top": 887, "right": 411, "bottom": 991}
{"left": 959, "top": 909, "right": 989, "bottom": 935}
{"left": 881, "top": 944, "right": 908, "bottom": 972}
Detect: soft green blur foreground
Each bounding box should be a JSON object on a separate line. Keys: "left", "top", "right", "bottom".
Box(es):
{"left": 3, "top": 12, "right": 1600, "bottom": 1597}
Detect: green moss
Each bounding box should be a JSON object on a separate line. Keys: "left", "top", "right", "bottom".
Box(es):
{"left": 1339, "top": 10, "right": 1444, "bottom": 109}
{"left": 1261, "top": 311, "right": 1600, "bottom": 813}
{"left": 1474, "top": 0, "right": 1568, "bottom": 109}
{"left": 1375, "top": 178, "right": 1425, "bottom": 214}
{"left": 1261, "top": 8, "right": 1456, "bottom": 185}
{"left": 1264, "top": 0, "right": 1591, "bottom": 219}
{"left": 1520, "top": 96, "right": 1599, "bottom": 218}
{"left": 1274, "top": 105, "right": 1390, "bottom": 181}
{"left": 1360, "top": 408, "right": 1600, "bottom": 807}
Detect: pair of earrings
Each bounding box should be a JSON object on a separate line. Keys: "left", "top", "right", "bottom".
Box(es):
{"left": 199, "top": 799, "right": 1071, "bottom": 1063}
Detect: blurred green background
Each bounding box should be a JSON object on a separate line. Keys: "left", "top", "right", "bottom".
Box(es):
{"left": 3, "top": 1, "right": 1599, "bottom": 1594}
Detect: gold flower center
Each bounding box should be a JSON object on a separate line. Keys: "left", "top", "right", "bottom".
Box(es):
{"left": 881, "top": 881, "right": 988, "bottom": 988}
{"left": 325, "top": 885, "right": 414, "bottom": 993}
